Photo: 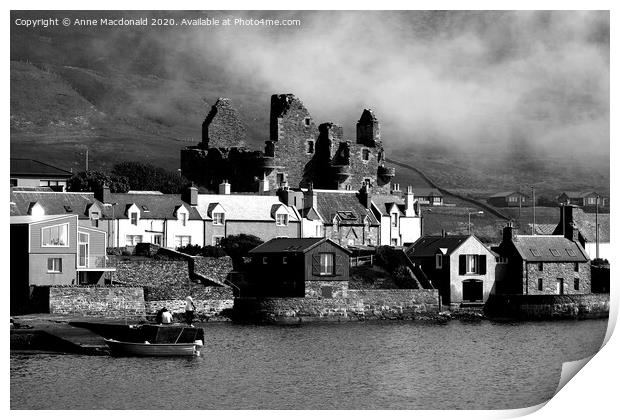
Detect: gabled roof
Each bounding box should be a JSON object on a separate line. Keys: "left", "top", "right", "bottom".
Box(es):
{"left": 407, "top": 235, "right": 473, "bottom": 258}
{"left": 10, "top": 158, "right": 73, "bottom": 177}
{"left": 10, "top": 190, "right": 101, "bottom": 219}
{"left": 312, "top": 191, "right": 379, "bottom": 226}
{"left": 559, "top": 191, "right": 601, "bottom": 199}
{"left": 413, "top": 188, "right": 443, "bottom": 198}
{"left": 196, "top": 194, "right": 299, "bottom": 222}
{"left": 489, "top": 191, "right": 527, "bottom": 198}
{"left": 511, "top": 235, "right": 588, "bottom": 262}
{"left": 108, "top": 193, "right": 202, "bottom": 220}
{"left": 552, "top": 209, "right": 610, "bottom": 243}
{"left": 371, "top": 194, "right": 408, "bottom": 217}
{"left": 249, "top": 237, "right": 351, "bottom": 255}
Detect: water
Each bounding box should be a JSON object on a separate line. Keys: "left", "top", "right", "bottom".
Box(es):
{"left": 11, "top": 319, "right": 607, "bottom": 410}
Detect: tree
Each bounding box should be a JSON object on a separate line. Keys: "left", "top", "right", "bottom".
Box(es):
{"left": 67, "top": 170, "right": 129, "bottom": 193}
{"left": 111, "top": 161, "right": 190, "bottom": 194}
{"left": 219, "top": 234, "right": 263, "bottom": 268}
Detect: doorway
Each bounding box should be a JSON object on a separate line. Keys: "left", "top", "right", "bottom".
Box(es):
{"left": 462, "top": 279, "right": 483, "bottom": 302}
{"left": 557, "top": 278, "right": 564, "bottom": 295}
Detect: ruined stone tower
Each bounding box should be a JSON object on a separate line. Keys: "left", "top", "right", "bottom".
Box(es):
{"left": 356, "top": 109, "right": 381, "bottom": 147}
{"left": 201, "top": 98, "right": 247, "bottom": 149}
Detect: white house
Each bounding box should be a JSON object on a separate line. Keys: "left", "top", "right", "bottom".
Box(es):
{"left": 370, "top": 186, "right": 423, "bottom": 246}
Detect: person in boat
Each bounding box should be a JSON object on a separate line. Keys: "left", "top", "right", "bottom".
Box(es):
{"left": 155, "top": 307, "right": 165, "bottom": 324}
{"left": 185, "top": 296, "right": 196, "bottom": 327}
{"left": 161, "top": 308, "right": 173, "bottom": 324}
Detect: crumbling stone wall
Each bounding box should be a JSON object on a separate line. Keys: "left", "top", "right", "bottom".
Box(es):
{"left": 201, "top": 98, "right": 247, "bottom": 148}
{"left": 49, "top": 286, "right": 145, "bottom": 317}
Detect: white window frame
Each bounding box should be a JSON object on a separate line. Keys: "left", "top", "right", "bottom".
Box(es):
{"left": 125, "top": 235, "right": 143, "bottom": 246}
{"left": 466, "top": 254, "right": 478, "bottom": 274}
{"left": 391, "top": 213, "right": 398, "bottom": 227}
{"left": 319, "top": 253, "right": 335, "bottom": 276}
{"left": 276, "top": 213, "right": 289, "bottom": 226}
{"left": 180, "top": 212, "right": 187, "bottom": 226}
{"left": 213, "top": 212, "right": 225, "bottom": 225}
{"left": 41, "top": 223, "right": 69, "bottom": 247}
{"left": 130, "top": 212, "right": 138, "bottom": 226}
{"left": 174, "top": 235, "right": 191, "bottom": 248}
{"left": 47, "top": 257, "right": 62, "bottom": 273}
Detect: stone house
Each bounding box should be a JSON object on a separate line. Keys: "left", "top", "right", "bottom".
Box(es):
{"left": 488, "top": 191, "right": 529, "bottom": 207}
{"left": 552, "top": 205, "right": 610, "bottom": 262}
{"left": 10, "top": 214, "right": 114, "bottom": 313}
{"left": 247, "top": 237, "right": 351, "bottom": 298}
{"left": 180, "top": 94, "right": 396, "bottom": 195}
{"left": 194, "top": 182, "right": 302, "bottom": 245}
{"left": 495, "top": 224, "right": 591, "bottom": 295}
{"left": 407, "top": 234, "right": 498, "bottom": 308}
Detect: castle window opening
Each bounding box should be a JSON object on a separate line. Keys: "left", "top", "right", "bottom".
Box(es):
{"left": 306, "top": 140, "right": 314, "bottom": 154}
{"left": 304, "top": 117, "right": 311, "bottom": 127}
{"left": 362, "top": 148, "right": 370, "bottom": 161}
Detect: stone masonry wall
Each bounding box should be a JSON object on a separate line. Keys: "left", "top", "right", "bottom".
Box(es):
{"left": 233, "top": 289, "right": 439, "bottom": 322}
{"left": 49, "top": 286, "right": 145, "bottom": 317}
{"left": 524, "top": 261, "right": 591, "bottom": 295}
{"left": 305, "top": 281, "right": 349, "bottom": 298}
{"left": 194, "top": 256, "right": 234, "bottom": 284}
{"left": 145, "top": 298, "right": 234, "bottom": 320}
{"left": 202, "top": 98, "right": 247, "bottom": 148}
{"left": 484, "top": 293, "right": 609, "bottom": 320}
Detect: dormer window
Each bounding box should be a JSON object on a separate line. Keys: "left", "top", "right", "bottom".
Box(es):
{"left": 391, "top": 213, "right": 398, "bottom": 227}
{"left": 91, "top": 211, "right": 100, "bottom": 220}
{"left": 213, "top": 212, "right": 224, "bottom": 225}
{"left": 181, "top": 213, "right": 187, "bottom": 226}
{"left": 130, "top": 212, "right": 138, "bottom": 225}
{"left": 276, "top": 214, "right": 289, "bottom": 226}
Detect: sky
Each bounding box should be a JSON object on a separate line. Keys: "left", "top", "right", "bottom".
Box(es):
{"left": 11, "top": 10, "right": 610, "bottom": 157}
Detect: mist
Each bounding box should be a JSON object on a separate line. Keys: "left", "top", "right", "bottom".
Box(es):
{"left": 12, "top": 10, "right": 610, "bottom": 157}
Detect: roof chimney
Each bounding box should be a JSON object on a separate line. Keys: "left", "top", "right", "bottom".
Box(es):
{"left": 258, "top": 177, "right": 270, "bottom": 195}
{"left": 502, "top": 222, "right": 515, "bottom": 244}
{"left": 359, "top": 182, "right": 371, "bottom": 209}
{"left": 219, "top": 180, "right": 231, "bottom": 195}
{"left": 183, "top": 185, "right": 198, "bottom": 206}
{"left": 405, "top": 186, "right": 415, "bottom": 217}
{"left": 95, "top": 184, "right": 111, "bottom": 204}
{"left": 560, "top": 204, "right": 580, "bottom": 243}
{"left": 304, "top": 184, "right": 317, "bottom": 210}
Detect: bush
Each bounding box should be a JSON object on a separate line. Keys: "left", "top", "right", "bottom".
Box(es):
{"left": 219, "top": 234, "right": 263, "bottom": 269}
{"left": 176, "top": 244, "right": 227, "bottom": 258}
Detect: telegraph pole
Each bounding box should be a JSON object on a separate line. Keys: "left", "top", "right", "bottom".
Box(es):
{"left": 531, "top": 186, "right": 536, "bottom": 235}
{"left": 85, "top": 149, "right": 89, "bottom": 172}
{"left": 596, "top": 194, "right": 600, "bottom": 259}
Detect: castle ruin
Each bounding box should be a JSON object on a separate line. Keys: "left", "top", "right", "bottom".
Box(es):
{"left": 180, "top": 94, "right": 395, "bottom": 193}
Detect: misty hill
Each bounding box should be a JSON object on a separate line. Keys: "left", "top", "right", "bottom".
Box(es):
{"left": 10, "top": 11, "right": 609, "bottom": 198}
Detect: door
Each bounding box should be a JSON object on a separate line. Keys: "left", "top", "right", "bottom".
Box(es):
{"left": 78, "top": 232, "right": 89, "bottom": 268}
{"left": 557, "top": 278, "right": 564, "bottom": 295}
{"left": 462, "top": 279, "right": 483, "bottom": 302}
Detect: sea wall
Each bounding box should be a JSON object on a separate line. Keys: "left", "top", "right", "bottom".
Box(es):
{"left": 484, "top": 293, "right": 610, "bottom": 320}
{"left": 49, "top": 286, "right": 145, "bottom": 317}
{"left": 233, "top": 289, "right": 439, "bottom": 323}
{"left": 145, "top": 298, "right": 234, "bottom": 320}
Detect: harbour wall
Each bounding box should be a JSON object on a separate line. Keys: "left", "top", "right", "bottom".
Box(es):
{"left": 484, "top": 293, "right": 610, "bottom": 320}
{"left": 49, "top": 286, "right": 146, "bottom": 317}
{"left": 233, "top": 289, "right": 440, "bottom": 323}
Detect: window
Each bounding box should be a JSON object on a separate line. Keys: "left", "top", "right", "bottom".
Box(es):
{"left": 319, "top": 253, "right": 334, "bottom": 275}
{"left": 508, "top": 196, "right": 518, "bottom": 203}
{"left": 47, "top": 258, "right": 62, "bottom": 273}
{"left": 391, "top": 213, "right": 398, "bottom": 227}
{"left": 276, "top": 214, "right": 289, "bottom": 226}
{"left": 174, "top": 236, "right": 191, "bottom": 248}
{"left": 550, "top": 248, "right": 561, "bottom": 257}
{"left": 538, "top": 279, "right": 543, "bottom": 291}
{"left": 91, "top": 211, "right": 100, "bottom": 220}
{"left": 213, "top": 212, "right": 224, "bottom": 225}
{"left": 530, "top": 249, "right": 541, "bottom": 257}
{"left": 42, "top": 224, "right": 69, "bottom": 247}
{"left": 362, "top": 149, "right": 370, "bottom": 161}
{"left": 364, "top": 178, "right": 372, "bottom": 186}
{"left": 436, "top": 254, "right": 443, "bottom": 269}
{"left": 306, "top": 140, "right": 314, "bottom": 154}
{"left": 263, "top": 257, "right": 268, "bottom": 264}
{"left": 304, "top": 117, "right": 311, "bottom": 127}
{"left": 181, "top": 213, "right": 187, "bottom": 226}
{"left": 538, "top": 262, "right": 544, "bottom": 271}
{"left": 574, "top": 262, "right": 579, "bottom": 272}
{"left": 496, "top": 256, "right": 508, "bottom": 264}
{"left": 130, "top": 212, "right": 138, "bottom": 225}
{"left": 391, "top": 238, "right": 398, "bottom": 246}
{"left": 152, "top": 235, "right": 162, "bottom": 246}
{"left": 282, "top": 257, "right": 288, "bottom": 264}
{"left": 566, "top": 249, "right": 577, "bottom": 257}
{"left": 212, "top": 236, "right": 223, "bottom": 246}
{"left": 574, "top": 278, "right": 580, "bottom": 291}
{"left": 466, "top": 255, "right": 478, "bottom": 274}
{"left": 277, "top": 173, "right": 285, "bottom": 186}
{"left": 125, "top": 235, "right": 143, "bottom": 246}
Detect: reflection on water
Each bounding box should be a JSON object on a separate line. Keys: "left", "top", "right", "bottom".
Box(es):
{"left": 10, "top": 319, "right": 607, "bottom": 410}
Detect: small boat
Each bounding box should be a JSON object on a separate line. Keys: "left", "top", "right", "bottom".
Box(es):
{"left": 104, "top": 338, "right": 203, "bottom": 357}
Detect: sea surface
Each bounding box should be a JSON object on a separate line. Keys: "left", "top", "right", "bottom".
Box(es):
{"left": 10, "top": 319, "right": 608, "bottom": 410}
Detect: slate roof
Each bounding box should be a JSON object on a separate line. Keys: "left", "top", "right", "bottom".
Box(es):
{"left": 511, "top": 235, "right": 588, "bottom": 262}
{"left": 552, "top": 208, "right": 610, "bottom": 243}
{"left": 195, "top": 194, "right": 299, "bottom": 222}
{"left": 413, "top": 188, "right": 443, "bottom": 197}
{"left": 107, "top": 193, "right": 201, "bottom": 220}
{"left": 10, "top": 158, "right": 72, "bottom": 177}
{"left": 370, "top": 194, "right": 408, "bottom": 217}
{"left": 407, "top": 235, "right": 472, "bottom": 258}
{"left": 10, "top": 190, "right": 101, "bottom": 219}
{"left": 489, "top": 191, "right": 526, "bottom": 198}
{"left": 313, "top": 191, "right": 379, "bottom": 225}
{"left": 249, "top": 237, "right": 350, "bottom": 254}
